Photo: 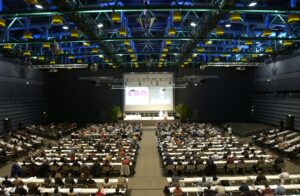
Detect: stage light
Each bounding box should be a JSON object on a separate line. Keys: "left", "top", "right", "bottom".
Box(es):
{"left": 35, "top": 4, "right": 43, "bottom": 9}
{"left": 97, "top": 23, "right": 103, "bottom": 28}
{"left": 62, "top": 25, "right": 69, "bottom": 30}
{"left": 248, "top": 1, "right": 257, "bottom": 7}
{"left": 190, "top": 22, "right": 197, "bottom": 27}
{"left": 225, "top": 23, "right": 231, "bottom": 28}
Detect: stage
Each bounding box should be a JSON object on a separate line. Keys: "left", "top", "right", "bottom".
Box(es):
{"left": 120, "top": 114, "right": 177, "bottom": 126}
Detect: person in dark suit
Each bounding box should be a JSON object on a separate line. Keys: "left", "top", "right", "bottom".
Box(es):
{"left": 65, "top": 173, "right": 75, "bottom": 185}
{"left": 14, "top": 182, "right": 27, "bottom": 196}
{"left": 1, "top": 176, "right": 13, "bottom": 187}
{"left": 77, "top": 173, "right": 87, "bottom": 185}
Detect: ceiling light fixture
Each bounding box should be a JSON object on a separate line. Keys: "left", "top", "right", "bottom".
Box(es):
{"left": 35, "top": 4, "right": 43, "bottom": 9}
{"left": 225, "top": 23, "right": 231, "bottom": 28}
{"left": 190, "top": 22, "right": 197, "bottom": 27}
{"left": 248, "top": 1, "right": 257, "bottom": 7}
{"left": 62, "top": 25, "right": 69, "bottom": 30}
{"left": 97, "top": 23, "right": 103, "bottom": 28}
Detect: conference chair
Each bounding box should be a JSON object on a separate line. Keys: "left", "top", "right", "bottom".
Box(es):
{"left": 197, "top": 164, "right": 205, "bottom": 175}
{"left": 227, "top": 163, "right": 236, "bottom": 174}
{"left": 165, "top": 165, "right": 175, "bottom": 176}
{"left": 87, "top": 183, "right": 98, "bottom": 188}
{"left": 186, "top": 165, "right": 196, "bottom": 176}
{"left": 176, "top": 165, "right": 185, "bottom": 176}
{"left": 64, "top": 183, "right": 73, "bottom": 188}
{"left": 76, "top": 183, "right": 86, "bottom": 188}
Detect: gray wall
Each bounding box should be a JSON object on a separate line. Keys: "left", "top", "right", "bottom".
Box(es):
{"left": 0, "top": 59, "right": 47, "bottom": 133}
{"left": 252, "top": 53, "right": 300, "bottom": 130}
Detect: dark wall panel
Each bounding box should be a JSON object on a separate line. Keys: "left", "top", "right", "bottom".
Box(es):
{"left": 251, "top": 95, "right": 300, "bottom": 130}
{"left": 48, "top": 68, "right": 253, "bottom": 122}
{"left": 0, "top": 59, "right": 47, "bottom": 133}
{"left": 252, "top": 54, "right": 300, "bottom": 130}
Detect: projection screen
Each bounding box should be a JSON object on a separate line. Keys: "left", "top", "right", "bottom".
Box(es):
{"left": 124, "top": 73, "right": 174, "bottom": 111}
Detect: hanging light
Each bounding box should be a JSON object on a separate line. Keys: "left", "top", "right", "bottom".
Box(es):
{"left": 0, "top": 18, "right": 6, "bottom": 28}
{"left": 52, "top": 15, "right": 63, "bottom": 25}
{"left": 197, "top": 47, "right": 205, "bottom": 52}
{"left": 162, "top": 47, "right": 168, "bottom": 52}
{"left": 50, "top": 60, "right": 55, "bottom": 64}
{"left": 92, "top": 48, "right": 99, "bottom": 54}
{"left": 128, "top": 47, "right": 133, "bottom": 52}
{"left": 168, "top": 28, "right": 176, "bottom": 36}
{"left": 241, "top": 57, "right": 247, "bottom": 62}
{"left": 23, "top": 32, "right": 33, "bottom": 39}
{"left": 232, "top": 47, "right": 239, "bottom": 52}
{"left": 124, "top": 40, "right": 130, "bottom": 46}
{"left": 166, "top": 40, "right": 172, "bottom": 45}
{"left": 119, "top": 28, "right": 127, "bottom": 36}
{"left": 287, "top": 14, "right": 300, "bottom": 23}
{"left": 265, "top": 47, "right": 273, "bottom": 53}
{"left": 112, "top": 12, "right": 121, "bottom": 23}
{"left": 245, "top": 40, "right": 253, "bottom": 45}
{"left": 42, "top": 42, "right": 51, "bottom": 48}
{"left": 38, "top": 56, "right": 45, "bottom": 61}
{"left": 283, "top": 40, "right": 293, "bottom": 46}
{"left": 262, "top": 29, "right": 272, "bottom": 37}
{"left": 70, "top": 30, "right": 79, "bottom": 38}
{"left": 3, "top": 44, "right": 12, "bottom": 49}
{"left": 23, "top": 0, "right": 38, "bottom": 4}
{"left": 173, "top": 11, "right": 181, "bottom": 22}
{"left": 215, "top": 28, "right": 224, "bottom": 36}
{"left": 230, "top": 12, "right": 241, "bottom": 22}
{"left": 22, "top": 50, "right": 31, "bottom": 56}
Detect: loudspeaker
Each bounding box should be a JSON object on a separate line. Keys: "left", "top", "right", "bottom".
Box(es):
{"left": 3, "top": 118, "right": 12, "bottom": 134}
{"left": 286, "top": 115, "right": 294, "bottom": 130}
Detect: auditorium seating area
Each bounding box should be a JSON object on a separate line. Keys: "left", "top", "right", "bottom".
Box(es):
{"left": 0, "top": 130, "right": 43, "bottom": 164}
{"left": 26, "top": 122, "right": 78, "bottom": 139}
{"left": 0, "top": 176, "right": 128, "bottom": 195}
{"left": 157, "top": 122, "right": 300, "bottom": 195}
{"left": 157, "top": 122, "right": 274, "bottom": 176}
{"left": 253, "top": 129, "right": 300, "bottom": 160}
{"left": 0, "top": 123, "right": 142, "bottom": 195}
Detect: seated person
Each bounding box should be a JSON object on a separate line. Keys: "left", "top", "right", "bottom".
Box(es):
{"left": 261, "top": 183, "right": 273, "bottom": 196}
{"left": 1, "top": 176, "right": 13, "bottom": 187}
{"left": 173, "top": 184, "right": 182, "bottom": 195}
{"left": 102, "top": 177, "right": 112, "bottom": 188}
{"left": 14, "top": 182, "right": 27, "bottom": 196}
{"left": 65, "top": 173, "right": 75, "bottom": 185}
{"left": 255, "top": 171, "right": 267, "bottom": 185}
{"left": 204, "top": 184, "right": 215, "bottom": 196}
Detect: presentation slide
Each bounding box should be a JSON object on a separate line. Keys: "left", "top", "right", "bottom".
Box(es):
{"left": 124, "top": 73, "right": 174, "bottom": 111}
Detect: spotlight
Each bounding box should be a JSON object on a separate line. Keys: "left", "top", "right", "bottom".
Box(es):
{"left": 97, "top": 23, "right": 103, "bottom": 28}
{"left": 194, "top": 83, "right": 198, "bottom": 87}
{"left": 62, "top": 25, "right": 69, "bottom": 30}
{"left": 190, "top": 22, "right": 197, "bottom": 27}
{"left": 35, "top": 4, "right": 43, "bottom": 9}
{"left": 26, "top": 81, "right": 30, "bottom": 85}
{"left": 225, "top": 23, "right": 231, "bottom": 28}
{"left": 248, "top": 1, "right": 257, "bottom": 7}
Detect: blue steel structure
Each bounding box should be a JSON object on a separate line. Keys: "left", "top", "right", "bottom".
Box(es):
{"left": 0, "top": 0, "right": 299, "bottom": 69}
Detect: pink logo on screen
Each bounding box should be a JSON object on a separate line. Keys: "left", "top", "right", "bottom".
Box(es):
{"left": 128, "top": 89, "right": 147, "bottom": 96}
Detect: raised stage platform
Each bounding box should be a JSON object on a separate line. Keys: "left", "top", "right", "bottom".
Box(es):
{"left": 120, "top": 115, "right": 177, "bottom": 126}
